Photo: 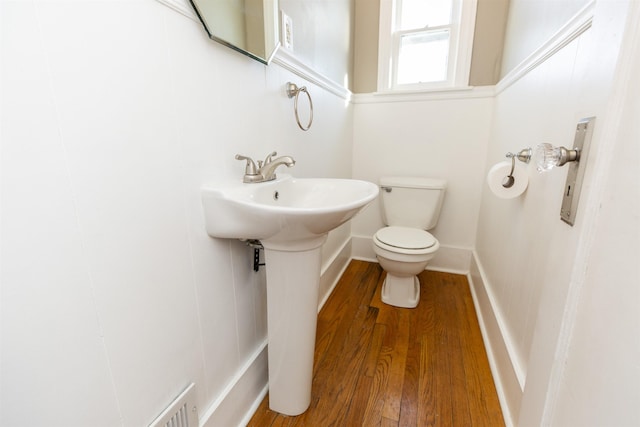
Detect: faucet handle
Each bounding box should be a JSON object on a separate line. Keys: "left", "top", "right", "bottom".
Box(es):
{"left": 263, "top": 151, "right": 277, "bottom": 164}
{"left": 235, "top": 154, "right": 258, "bottom": 175}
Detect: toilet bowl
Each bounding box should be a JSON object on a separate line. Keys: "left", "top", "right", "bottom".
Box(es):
{"left": 372, "top": 176, "right": 446, "bottom": 308}
{"left": 373, "top": 226, "right": 439, "bottom": 308}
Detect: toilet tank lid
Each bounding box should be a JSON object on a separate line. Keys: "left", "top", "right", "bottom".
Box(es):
{"left": 380, "top": 176, "right": 447, "bottom": 189}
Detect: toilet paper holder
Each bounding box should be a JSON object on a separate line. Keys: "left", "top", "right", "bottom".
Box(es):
{"left": 506, "top": 147, "right": 532, "bottom": 163}
{"left": 501, "top": 148, "right": 531, "bottom": 189}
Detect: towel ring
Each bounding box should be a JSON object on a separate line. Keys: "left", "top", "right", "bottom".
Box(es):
{"left": 286, "top": 82, "right": 313, "bottom": 131}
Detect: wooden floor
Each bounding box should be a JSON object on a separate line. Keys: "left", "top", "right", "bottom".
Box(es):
{"left": 248, "top": 260, "right": 504, "bottom": 427}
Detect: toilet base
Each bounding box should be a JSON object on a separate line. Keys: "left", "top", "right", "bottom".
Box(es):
{"left": 381, "top": 274, "right": 420, "bottom": 308}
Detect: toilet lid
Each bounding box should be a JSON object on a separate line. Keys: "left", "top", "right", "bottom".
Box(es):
{"left": 375, "top": 226, "right": 436, "bottom": 250}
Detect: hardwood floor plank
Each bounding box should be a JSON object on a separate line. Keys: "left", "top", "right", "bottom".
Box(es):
{"left": 362, "top": 342, "right": 391, "bottom": 425}
{"left": 290, "top": 263, "right": 380, "bottom": 426}
{"left": 247, "top": 261, "right": 504, "bottom": 427}
{"left": 397, "top": 316, "right": 419, "bottom": 426}
{"left": 415, "top": 271, "right": 437, "bottom": 427}
{"left": 364, "top": 323, "right": 386, "bottom": 377}
{"left": 343, "top": 368, "right": 373, "bottom": 426}
{"left": 457, "top": 274, "right": 504, "bottom": 426}
{"left": 269, "top": 416, "right": 293, "bottom": 427}
{"left": 310, "top": 305, "right": 378, "bottom": 425}
{"left": 247, "top": 398, "right": 277, "bottom": 427}
{"left": 417, "top": 334, "right": 437, "bottom": 426}
{"left": 381, "top": 416, "right": 400, "bottom": 427}
{"left": 441, "top": 274, "right": 473, "bottom": 427}
{"left": 381, "top": 309, "right": 411, "bottom": 421}
{"left": 314, "top": 262, "right": 372, "bottom": 363}
{"left": 311, "top": 262, "right": 380, "bottom": 394}
{"left": 432, "top": 272, "right": 455, "bottom": 426}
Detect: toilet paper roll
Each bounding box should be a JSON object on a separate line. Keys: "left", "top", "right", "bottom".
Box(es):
{"left": 487, "top": 160, "right": 528, "bottom": 199}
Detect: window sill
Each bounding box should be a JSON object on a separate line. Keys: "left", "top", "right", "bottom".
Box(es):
{"left": 352, "top": 85, "right": 495, "bottom": 104}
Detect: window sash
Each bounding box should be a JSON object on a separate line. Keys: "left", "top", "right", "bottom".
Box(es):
{"left": 392, "top": 25, "right": 456, "bottom": 88}
{"left": 396, "top": 0, "right": 453, "bottom": 30}
{"left": 377, "top": 0, "right": 477, "bottom": 92}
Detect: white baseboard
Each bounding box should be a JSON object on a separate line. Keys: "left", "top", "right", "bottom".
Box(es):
{"left": 351, "top": 235, "right": 473, "bottom": 275}
{"left": 467, "top": 252, "right": 524, "bottom": 427}
{"left": 318, "top": 238, "right": 353, "bottom": 311}
{"left": 200, "top": 341, "right": 269, "bottom": 427}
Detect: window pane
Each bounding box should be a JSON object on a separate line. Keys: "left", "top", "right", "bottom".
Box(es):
{"left": 399, "top": 0, "right": 452, "bottom": 30}
{"left": 397, "top": 29, "right": 449, "bottom": 84}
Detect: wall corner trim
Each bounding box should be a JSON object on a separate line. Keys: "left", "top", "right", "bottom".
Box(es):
{"left": 496, "top": 1, "right": 596, "bottom": 94}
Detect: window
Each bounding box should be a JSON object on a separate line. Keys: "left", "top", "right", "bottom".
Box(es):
{"left": 378, "top": 0, "right": 477, "bottom": 91}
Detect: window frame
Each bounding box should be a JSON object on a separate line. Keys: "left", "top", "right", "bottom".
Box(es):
{"left": 377, "top": 0, "right": 478, "bottom": 92}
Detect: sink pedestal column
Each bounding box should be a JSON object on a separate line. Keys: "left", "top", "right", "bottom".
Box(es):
{"left": 262, "top": 235, "right": 327, "bottom": 416}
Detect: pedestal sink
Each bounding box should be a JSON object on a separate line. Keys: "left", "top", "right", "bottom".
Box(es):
{"left": 201, "top": 174, "right": 378, "bottom": 415}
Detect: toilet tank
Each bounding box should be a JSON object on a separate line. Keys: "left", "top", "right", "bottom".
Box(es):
{"left": 380, "top": 176, "right": 447, "bottom": 230}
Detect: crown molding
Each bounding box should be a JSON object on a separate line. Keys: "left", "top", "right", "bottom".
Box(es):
{"left": 272, "top": 49, "right": 352, "bottom": 101}
{"left": 496, "top": 1, "right": 595, "bottom": 94}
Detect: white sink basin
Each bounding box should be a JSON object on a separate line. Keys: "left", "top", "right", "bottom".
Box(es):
{"left": 201, "top": 173, "right": 378, "bottom": 416}
{"left": 202, "top": 174, "right": 378, "bottom": 249}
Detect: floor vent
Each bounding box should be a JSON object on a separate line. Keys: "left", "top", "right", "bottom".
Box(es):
{"left": 149, "top": 383, "right": 198, "bottom": 427}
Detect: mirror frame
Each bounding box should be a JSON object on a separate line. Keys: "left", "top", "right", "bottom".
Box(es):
{"left": 188, "top": 0, "right": 280, "bottom": 65}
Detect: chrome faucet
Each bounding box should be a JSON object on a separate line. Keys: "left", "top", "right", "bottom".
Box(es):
{"left": 235, "top": 151, "right": 296, "bottom": 183}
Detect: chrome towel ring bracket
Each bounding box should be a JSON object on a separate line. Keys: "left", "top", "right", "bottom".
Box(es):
{"left": 286, "top": 82, "right": 314, "bottom": 131}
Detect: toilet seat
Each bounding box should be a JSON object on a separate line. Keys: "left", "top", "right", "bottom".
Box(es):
{"left": 374, "top": 226, "right": 438, "bottom": 255}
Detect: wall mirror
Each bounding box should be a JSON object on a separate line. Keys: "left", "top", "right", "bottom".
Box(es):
{"left": 189, "top": 0, "right": 280, "bottom": 64}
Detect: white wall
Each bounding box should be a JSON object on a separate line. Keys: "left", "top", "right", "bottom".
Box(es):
{"left": 4, "top": 1, "right": 639, "bottom": 426}
{"left": 472, "top": 1, "right": 639, "bottom": 425}
{"left": 351, "top": 4, "right": 640, "bottom": 424}
{"left": 501, "top": 0, "right": 591, "bottom": 76}
{"left": 351, "top": 90, "right": 494, "bottom": 273}
{"left": 0, "top": 1, "right": 353, "bottom": 426}
{"left": 549, "top": 4, "right": 640, "bottom": 425}
{"left": 280, "top": 0, "right": 353, "bottom": 89}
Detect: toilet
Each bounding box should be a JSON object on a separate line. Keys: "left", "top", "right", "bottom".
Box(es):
{"left": 372, "top": 176, "right": 447, "bottom": 308}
